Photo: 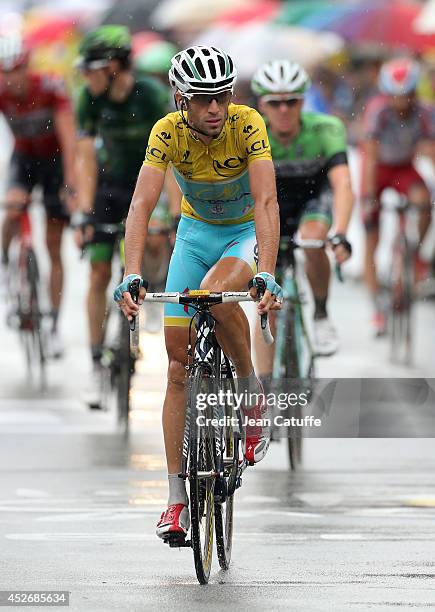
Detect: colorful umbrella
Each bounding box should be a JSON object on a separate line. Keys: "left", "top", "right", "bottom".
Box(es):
{"left": 217, "top": 0, "right": 280, "bottom": 26}
{"left": 24, "top": 17, "right": 78, "bottom": 46}
{"left": 150, "top": 0, "right": 251, "bottom": 30}
{"left": 194, "top": 23, "right": 344, "bottom": 80}
{"left": 310, "top": 0, "right": 433, "bottom": 52}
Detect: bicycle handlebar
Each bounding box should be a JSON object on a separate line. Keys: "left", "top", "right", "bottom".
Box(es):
{"left": 140, "top": 290, "right": 274, "bottom": 345}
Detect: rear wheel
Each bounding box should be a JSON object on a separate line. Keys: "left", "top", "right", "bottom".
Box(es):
{"left": 214, "top": 352, "right": 238, "bottom": 571}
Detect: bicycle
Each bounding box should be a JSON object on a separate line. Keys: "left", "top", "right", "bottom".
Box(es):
{"left": 130, "top": 283, "right": 272, "bottom": 584}
{"left": 5, "top": 204, "right": 48, "bottom": 390}
{"left": 272, "top": 237, "right": 343, "bottom": 470}
{"left": 385, "top": 192, "right": 416, "bottom": 366}
{"left": 84, "top": 222, "right": 137, "bottom": 431}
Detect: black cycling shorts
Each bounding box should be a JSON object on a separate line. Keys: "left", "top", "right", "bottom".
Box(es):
{"left": 7, "top": 150, "right": 68, "bottom": 221}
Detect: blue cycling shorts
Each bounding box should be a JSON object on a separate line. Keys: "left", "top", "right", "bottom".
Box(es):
{"left": 164, "top": 216, "right": 257, "bottom": 327}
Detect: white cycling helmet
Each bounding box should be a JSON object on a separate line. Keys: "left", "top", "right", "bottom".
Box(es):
{"left": 0, "top": 34, "right": 28, "bottom": 71}
{"left": 378, "top": 57, "right": 420, "bottom": 96}
{"left": 251, "top": 59, "right": 311, "bottom": 96}
{"left": 168, "top": 45, "right": 237, "bottom": 96}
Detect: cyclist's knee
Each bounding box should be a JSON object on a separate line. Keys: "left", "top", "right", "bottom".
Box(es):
{"left": 299, "top": 220, "right": 329, "bottom": 240}
{"left": 4, "top": 190, "right": 29, "bottom": 221}
{"left": 167, "top": 357, "right": 187, "bottom": 389}
{"left": 408, "top": 183, "right": 431, "bottom": 208}
{"left": 90, "top": 262, "right": 112, "bottom": 291}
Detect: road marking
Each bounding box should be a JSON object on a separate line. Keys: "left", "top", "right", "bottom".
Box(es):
{"left": 404, "top": 498, "right": 435, "bottom": 508}
{"left": 16, "top": 489, "right": 50, "bottom": 498}
{"left": 6, "top": 531, "right": 435, "bottom": 543}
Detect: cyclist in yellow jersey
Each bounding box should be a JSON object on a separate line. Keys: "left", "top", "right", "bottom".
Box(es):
{"left": 114, "top": 46, "right": 282, "bottom": 540}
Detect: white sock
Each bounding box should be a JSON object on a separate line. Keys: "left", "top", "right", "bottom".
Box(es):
{"left": 168, "top": 473, "right": 188, "bottom": 506}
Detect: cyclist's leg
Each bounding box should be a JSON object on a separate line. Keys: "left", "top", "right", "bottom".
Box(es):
{"left": 204, "top": 222, "right": 269, "bottom": 463}
{"left": 41, "top": 155, "right": 68, "bottom": 316}
{"left": 299, "top": 191, "right": 337, "bottom": 354}
{"left": 144, "top": 195, "right": 172, "bottom": 290}
{"left": 362, "top": 168, "right": 386, "bottom": 333}
{"left": 299, "top": 193, "right": 332, "bottom": 318}
{"left": 87, "top": 244, "right": 114, "bottom": 360}
{"left": 160, "top": 218, "right": 210, "bottom": 530}
{"left": 407, "top": 179, "right": 432, "bottom": 244}
{"left": 1, "top": 151, "right": 33, "bottom": 262}
{"left": 86, "top": 181, "right": 130, "bottom": 362}
{"left": 395, "top": 166, "right": 432, "bottom": 284}
{"left": 163, "top": 217, "right": 212, "bottom": 476}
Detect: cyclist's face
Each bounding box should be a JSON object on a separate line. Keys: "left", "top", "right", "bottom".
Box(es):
{"left": 389, "top": 93, "right": 415, "bottom": 113}
{"left": 259, "top": 95, "right": 303, "bottom": 135}
{"left": 182, "top": 92, "right": 231, "bottom": 137}
{"left": 82, "top": 67, "right": 110, "bottom": 96}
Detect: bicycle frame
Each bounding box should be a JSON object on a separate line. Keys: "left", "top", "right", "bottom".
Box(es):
{"left": 273, "top": 239, "right": 318, "bottom": 380}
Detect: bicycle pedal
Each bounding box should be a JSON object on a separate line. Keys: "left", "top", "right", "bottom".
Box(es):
{"left": 163, "top": 533, "right": 192, "bottom": 548}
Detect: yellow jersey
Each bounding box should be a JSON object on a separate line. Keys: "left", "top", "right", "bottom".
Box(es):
{"left": 143, "top": 103, "right": 272, "bottom": 224}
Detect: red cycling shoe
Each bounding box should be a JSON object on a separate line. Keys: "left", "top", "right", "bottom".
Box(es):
{"left": 156, "top": 503, "right": 190, "bottom": 540}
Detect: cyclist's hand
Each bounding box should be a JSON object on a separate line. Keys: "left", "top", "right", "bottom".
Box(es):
{"left": 73, "top": 226, "right": 94, "bottom": 249}
{"left": 71, "top": 212, "right": 94, "bottom": 250}
{"left": 330, "top": 233, "right": 352, "bottom": 264}
{"left": 249, "top": 272, "right": 283, "bottom": 314}
{"left": 114, "top": 274, "right": 147, "bottom": 320}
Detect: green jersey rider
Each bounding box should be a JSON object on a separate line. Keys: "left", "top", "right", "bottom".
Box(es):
{"left": 72, "top": 26, "right": 179, "bottom": 407}
{"left": 250, "top": 59, "right": 354, "bottom": 387}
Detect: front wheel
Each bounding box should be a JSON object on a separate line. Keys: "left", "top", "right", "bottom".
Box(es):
{"left": 188, "top": 364, "right": 215, "bottom": 584}
{"left": 116, "top": 313, "right": 135, "bottom": 432}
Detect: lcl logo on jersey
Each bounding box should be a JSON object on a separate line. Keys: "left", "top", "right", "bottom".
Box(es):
{"left": 246, "top": 139, "right": 269, "bottom": 155}
{"left": 213, "top": 156, "right": 244, "bottom": 177}
{"left": 146, "top": 145, "right": 167, "bottom": 161}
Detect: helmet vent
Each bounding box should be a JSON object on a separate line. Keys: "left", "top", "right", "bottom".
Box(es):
{"left": 182, "top": 60, "right": 194, "bottom": 78}
{"left": 209, "top": 59, "right": 217, "bottom": 79}
{"left": 195, "top": 57, "right": 206, "bottom": 78}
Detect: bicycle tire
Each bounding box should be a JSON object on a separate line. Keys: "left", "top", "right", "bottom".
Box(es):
{"left": 188, "top": 364, "right": 215, "bottom": 585}
{"left": 26, "top": 249, "right": 46, "bottom": 390}
{"left": 214, "top": 351, "right": 238, "bottom": 571}
{"left": 284, "top": 300, "right": 303, "bottom": 471}
{"left": 390, "top": 234, "right": 413, "bottom": 365}
{"left": 116, "top": 312, "right": 135, "bottom": 431}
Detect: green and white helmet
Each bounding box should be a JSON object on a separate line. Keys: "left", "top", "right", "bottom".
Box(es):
{"left": 168, "top": 45, "right": 237, "bottom": 96}
{"left": 251, "top": 59, "right": 311, "bottom": 96}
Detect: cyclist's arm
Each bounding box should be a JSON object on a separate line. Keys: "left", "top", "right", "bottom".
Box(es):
{"left": 327, "top": 163, "right": 354, "bottom": 234}
{"left": 74, "top": 87, "right": 99, "bottom": 215}
{"left": 249, "top": 159, "right": 279, "bottom": 275}
{"left": 360, "top": 138, "right": 379, "bottom": 199}
{"left": 416, "top": 139, "right": 435, "bottom": 166}
{"left": 75, "top": 136, "right": 98, "bottom": 214}
{"left": 54, "top": 108, "right": 77, "bottom": 200}
{"left": 124, "top": 165, "right": 166, "bottom": 276}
